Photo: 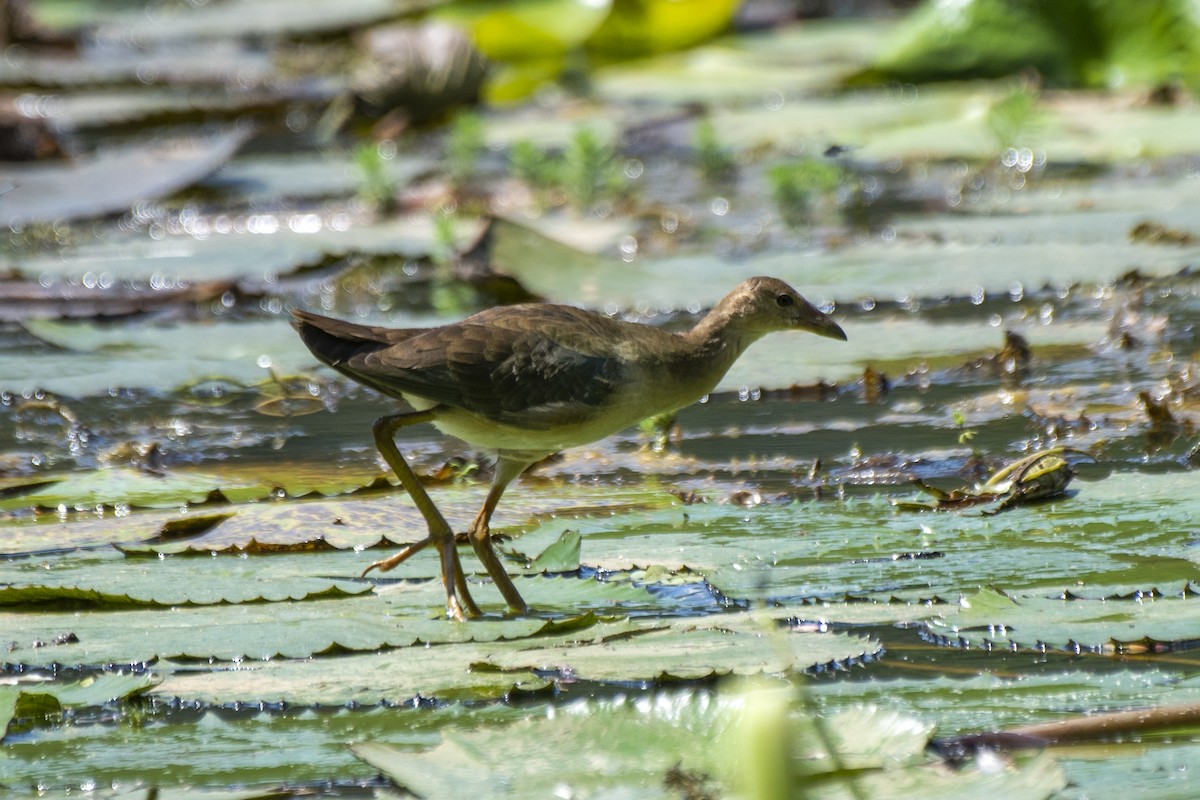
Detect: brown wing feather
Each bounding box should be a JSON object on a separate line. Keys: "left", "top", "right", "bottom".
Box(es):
{"left": 292, "top": 306, "right": 627, "bottom": 427}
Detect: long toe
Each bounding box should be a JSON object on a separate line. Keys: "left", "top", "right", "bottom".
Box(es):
{"left": 360, "top": 537, "right": 433, "bottom": 577}
{"left": 439, "top": 539, "right": 481, "bottom": 619}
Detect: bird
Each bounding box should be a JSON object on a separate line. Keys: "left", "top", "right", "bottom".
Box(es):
{"left": 292, "top": 276, "right": 846, "bottom": 621}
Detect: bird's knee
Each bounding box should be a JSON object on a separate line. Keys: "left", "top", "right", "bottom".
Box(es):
{"left": 371, "top": 415, "right": 397, "bottom": 441}
{"left": 468, "top": 521, "right": 491, "bottom": 546}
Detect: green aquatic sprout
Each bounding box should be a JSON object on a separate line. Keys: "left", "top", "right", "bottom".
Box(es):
{"left": 446, "top": 111, "right": 485, "bottom": 187}
{"left": 695, "top": 118, "right": 736, "bottom": 184}
{"left": 432, "top": 207, "right": 458, "bottom": 267}
{"left": 952, "top": 409, "right": 977, "bottom": 447}
{"left": 509, "top": 138, "right": 562, "bottom": 191}
{"left": 638, "top": 411, "right": 678, "bottom": 453}
{"left": 766, "top": 157, "right": 841, "bottom": 227}
{"left": 986, "top": 84, "right": 1042, "bottom": 153}
{"left": 563, "top": 127, "right": 624, "bottom": 212}
{"left": 353, "top": 142, "right": 396, "bottom": 212}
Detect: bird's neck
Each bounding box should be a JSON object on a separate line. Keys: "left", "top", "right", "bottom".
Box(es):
{"left": 665, "top": 309, "right": 763, "bottom": 394}
{"left": 683, "top": 308, "right": 760, "bottom": 363}
{"left": 615, "top": 308, "right": 763, "bottom": 416}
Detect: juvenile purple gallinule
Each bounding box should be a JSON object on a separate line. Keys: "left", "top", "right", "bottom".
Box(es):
{"left": 293, "top": 276, "right": 845, "bottom": 620}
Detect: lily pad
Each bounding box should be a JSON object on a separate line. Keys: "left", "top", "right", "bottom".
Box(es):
{"left": 0, "top": 579, "right": 664, "bottom": 668}
{"left": 98, "top": 0, "right": 419, "bottom": 42}
{"left": 434, "top": 0, "right": 611, "bottom": 62}
{"left": 477, "top": 611, "right": 880, "bottom": 681}
{"left": 858, "top": 0, "right": 1200, "bottom": 91}
{"left": 2, "top": 214, "right": 486, "bottom": 285}
{"left": 927, "top": 587, "right": 1200, "bottom": 652}
{"left": 351, "top": 697, "right": 1064, "bottom": 800}
{"left": 811, "top": 669, "right": 1200, "bottom": 737}
{"left": 0, "top": 549, "right": 371, "bottom": 608}
{"left": 0, "top": 130, "right": 251, "bottom": 227}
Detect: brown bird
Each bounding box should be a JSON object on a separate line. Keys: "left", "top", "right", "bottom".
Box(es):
{"left": 292, "top": 276, "right": 846, "bottom": 620}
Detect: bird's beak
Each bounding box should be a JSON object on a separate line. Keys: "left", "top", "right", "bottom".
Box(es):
{"left": 796, "top": 299, "right": 847, "bottom": 341}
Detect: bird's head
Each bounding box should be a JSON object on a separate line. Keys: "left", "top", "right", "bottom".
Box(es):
{"left": 721, "top": 276, "right": 847, "bottom": 341}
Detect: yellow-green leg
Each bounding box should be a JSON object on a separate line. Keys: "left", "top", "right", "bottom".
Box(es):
{"left": 466, "top": 456, "right": 532, "bottom": 614}
{"left": 365, "top": 410, "right": 480, "bottom": 621}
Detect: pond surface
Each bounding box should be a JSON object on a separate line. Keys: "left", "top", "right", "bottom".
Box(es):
{"left": 2, "top": 4, "right": 1200, "bottom": 798}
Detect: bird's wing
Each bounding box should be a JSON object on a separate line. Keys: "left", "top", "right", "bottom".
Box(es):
{"left": 295, "top": 306, "right": 628, "bottom": 428}
{"left": 361, "top": 319, "right": 625, "bottom": 427}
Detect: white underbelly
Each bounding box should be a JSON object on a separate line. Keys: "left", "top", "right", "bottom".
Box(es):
{"left": 398, "top": 356, "right": 716, "bottom": 456}
{"left": 405, "top": 390, "right": 685, "bottom": 456}
{"left": 429, "top": 406, "right": 640, "bottom": 454}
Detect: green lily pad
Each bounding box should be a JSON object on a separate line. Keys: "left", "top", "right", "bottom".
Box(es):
{"left": 3, "top": 215, "right": 485, "bottom": 284}
{"left": 434, "top": 0, "right": 611, "bottom": 62}
{"left": 858, "top": 0, "right": 1200, "bottom": 91}
{"left": 477, "top": 611, "right": 880, "bottom": 681}
{"left": 0, "top": 673, "right": 156, "bottom": 743}
{"left": 351, "top": 696, "right": 1065, "bottom": 800}
{"left": 927, "top": 587, "right": 1200, "bottom": 652}
{"left": 0, "top": 549, "right": 371, "bottom": 609}
{"left": 592, "top": 20, "right": 888, "bottom": 103}
{"left": 811, "top": 669, "right": 1200, "bottom": 736}
{"left": 9, "top": 319, "right": 320, "bottom": 399}
{"left": 0, "top": 130, "right": 250, "bottom": 227}
{"left": 585, "top": 0, "right": 739, "bottom": 57}
{"left": 102, "top": 0, "right": 416, "bottom": 41}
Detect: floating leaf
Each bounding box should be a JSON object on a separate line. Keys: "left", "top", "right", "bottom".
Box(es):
{"left": 351, "top": 697, "right": 1064, "bottom": 800}
{"left": 478, "top": 611, "right": 880, "bottom": 681}
{"left": 0, "top": 687, "right": 60, "bottom": 743}
{"left": 527, "top": 529, "right": 581, "bottom": 572}
{"left": 585, "top": 0, "right": 739, "bottom": 56}
{"left": 0, "top": 582, "right": 369, "bottom": 611}
{"left": 435, "top": 0, "right": 611, "bottom": 62}
{"left": 0, "top": 130, "right": 250, "bottom": 227}
{"left": 927, "top": 587, "right": 1200, "bottom": 652}
{"left": 99, "top": 0, "right": 416, "bottom": 41}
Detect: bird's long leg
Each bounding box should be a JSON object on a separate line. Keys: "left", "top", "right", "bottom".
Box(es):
{"left": 467, "top": 457, "right": 533, "bottom": 614}
{"left": 366, "top": 409, "right": 480, "bottom": 621}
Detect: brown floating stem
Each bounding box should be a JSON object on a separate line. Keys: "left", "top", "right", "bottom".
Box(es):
{"left": 1010, "top": 702, "right": 1200, "bottom": 743}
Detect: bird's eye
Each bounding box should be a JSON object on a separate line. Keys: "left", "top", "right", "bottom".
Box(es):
{"left": 775, "top": 293, "right": 794, "bottom": 308}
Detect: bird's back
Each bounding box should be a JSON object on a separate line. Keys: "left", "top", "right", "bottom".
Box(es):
{"left": 291, "top": 305, "right": 645, "bottom": 431}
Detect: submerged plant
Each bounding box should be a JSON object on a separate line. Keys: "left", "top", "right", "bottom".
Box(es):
{"left": 952, "top": 409, "right": 977, "bottom": 448}
{"left": 431, "top": 208, "right": 458, "bottom": 267}
{"left": 509, "top": 138, "right": 562, "bottom": 191}
{"left": 766, "top": 157, "right": 841, "bottom": 226}
{"left": 986, "top": 84, "right": 1044, "bottom": 178}
{"left": 353, "top": 142, "right": 396, "bottom": 212}
{"left": 446, "top": 111, "right": 485, "bottom": 188}
{"left": 638, "top": 411, "right": 678, "bottom": 453}
{"left": 695, "top": 118, "right": 736, "bottom": 184}
{"left": 562, "top": 127, "right": 624, "bottom": 212}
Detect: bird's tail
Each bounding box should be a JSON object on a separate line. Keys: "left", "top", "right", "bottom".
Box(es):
{"left": 290, "top": 309, "right": 413, "bottom": 367}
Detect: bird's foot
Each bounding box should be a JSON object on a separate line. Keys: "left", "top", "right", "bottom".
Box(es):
{"left": 360, "top": 537, "right": 432, "bottom": 577}
{"left": 360, "top": 535, "right": 483, "bottom": 620}
{"left": 446, "top": 594, "right": 471, "bottom": 622}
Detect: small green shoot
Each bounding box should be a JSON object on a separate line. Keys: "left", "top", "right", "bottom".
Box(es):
{"left": 509, "top": 139, "right": 562, "bottom": 191}
{"left": 766, "top": 158, "right": 841, "bottom": 227}
{"left": 986, "top": 85, "right": 1041, "bottom": 153}
{"left": 638, "top": 412, "right": 678, "bottom": 453}
{"left": 695, "top": 118, "right": 736, "bottom": 184}
{"left": 353, "top": 142, "right": 396, "bottom": 212}
{"left": 953, "top": 409, "right": 977, "bottom": 447}
{"left": 563, "top": 127, "right": 624, "bottom": 212}
{"left": 431, "top": 207, "right": 458, "bottom": 267}
{"left": 446, "top": 111, "right": 485, "bottom": 188}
